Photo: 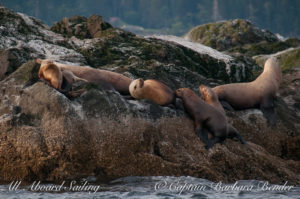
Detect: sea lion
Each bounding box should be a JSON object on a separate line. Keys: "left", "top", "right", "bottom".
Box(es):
{"left": 36, "top": 58, "right": 132, "bottom": 95}
{"left": 175, "top": 88, "right": 246, "bottom": 149}
{"left": 38, "top": 62, "right": 63, "bottom": 90}
{"left": 129, "top": 78, "right": 175, "bottom": 106}
{"left": 199, "top": 84, "right": 246, "bottom": 144}
{"left": 213, "top": 57, "right": 282, "bottom": 124}
{"left": 38, "top": 60, "right": 87, "bottom": 92}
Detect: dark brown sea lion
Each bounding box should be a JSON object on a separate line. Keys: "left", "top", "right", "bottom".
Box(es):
{"left": 199, "top": 84, "right": 246, "bottom": 145}
{"left": 213, "top": 57, "right": 281, "bottom": 124}
{"left": 175, "top": 88, "right": 246, "bottom": 149}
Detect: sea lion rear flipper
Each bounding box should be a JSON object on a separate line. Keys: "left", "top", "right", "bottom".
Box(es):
{"left": 260, "top": 96, "right": 277, "bottom": 125}
{"left": 195, "top": 126, "right": 209, "bottom": 148}
{"left": 227, "top": 125, "right": 246, "bottom": 145}
{"left": 220, "top": 100, "right": 235, "bottom": 111}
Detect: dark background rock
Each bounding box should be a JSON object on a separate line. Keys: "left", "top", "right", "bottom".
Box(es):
{"left": 184, "top": 19, "right": 300, "bottom": 57}
{"left": 0, "top": 8, "right": 300, "bottom": 184}
{"left": 51, "top": 14, "right": 112, "bottom": 39}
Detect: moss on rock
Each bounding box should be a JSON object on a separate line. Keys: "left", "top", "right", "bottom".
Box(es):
{"left": 184, "top": 19, "right": 300, "bottom": 57}
{"left": 253, "top": 47, "right": 300, "bottom": 72}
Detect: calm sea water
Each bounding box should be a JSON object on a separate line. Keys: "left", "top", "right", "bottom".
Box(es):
{"left": 0, "top": 176, "right": 299, "bottom": 199}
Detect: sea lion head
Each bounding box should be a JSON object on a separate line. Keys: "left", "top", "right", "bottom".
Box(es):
{"left": 129, "top": 78, "right": 145, "bottom": 99}
{"left": 199, "top": 85, "right": 217, "bottom": 102}
{"left": 175, "top": 88, "right": 193, "bottom": 98}
{"left": 36, "top": 58, "right": 54, "bottom": 68}
{"left": 264, "top": 57, "right": 282, "bottom": 84}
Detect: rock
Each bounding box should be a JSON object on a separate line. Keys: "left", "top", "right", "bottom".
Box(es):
{"left": 253, "top": 47, "right": 300, "bottom": 71}
{"left": 0, "top": 6, "right": 87, "bottom": 77}
{"left": 0, "top": 48, "right": 31, "bottom": 80}
{"left": 51, "top": 16, "right": 89, "bottom": 39}
{"left": 87, "top": 14, "right": 112, "bottom": 38}
{"left": 184, "top": 19, "right": 300, "bottom": 57}
{"left": 1, "top": 8, "right": 300, "bottom": 184}
{"left": 51, "top": 14, "right": 112, "bottom": 39}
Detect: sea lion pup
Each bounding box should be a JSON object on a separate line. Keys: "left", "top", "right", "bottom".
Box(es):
{"left": 213, "top": 57, "right": 282, "bottom": 124}
{"left": 175, "top": 88, "right": 246, "bottom": 149}
{"left": 199, "top": 85, "right": 246, "bottom": 144}
{"left": 36, "top": 58, "right": 132, "bottom": 95}
{"left": 129, "top": 78, "right": 175, "bottom": 106}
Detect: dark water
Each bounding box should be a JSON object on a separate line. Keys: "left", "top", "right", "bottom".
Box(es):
{"left": 0, "top": 176, "right": 299, "bottom": 199}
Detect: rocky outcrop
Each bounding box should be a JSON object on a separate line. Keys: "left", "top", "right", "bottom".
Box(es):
{"left": 51, "top": 15, "right": 112, "bottom": 39}
{"left": 253, "top": 47, "right": 300, "bottom": 71}
{"left": 184, "top": 19, "right": 300, "bottom": 57}
{"left": 0, "top": 7, "right": 300, "bottom": 184}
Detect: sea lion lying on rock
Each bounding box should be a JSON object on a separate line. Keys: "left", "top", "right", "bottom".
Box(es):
{"left": 175, "top": 87, "right": 246, "bottom": 149}
{"left": 38, "top": 61, "right": 87, "bottom": 92}
{"left": 129, "top": 78, "right": 175, "bottom": 106}
{"left": 36, "top": 58, "right": 132, "bottom": 95}
{"left": 213, "top": 57, "right": 282, "bottom": 124}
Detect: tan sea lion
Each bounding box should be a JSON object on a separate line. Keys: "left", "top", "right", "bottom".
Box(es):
{"left": 36, "top": 58, "right": 132, "bottom": 95}
{"left": 38, "top": 62, "right": 63, "bottom": 90}
{"left": 213, "top": 57, "right": 282, "bottom": 124}
{"left": 38, "top": 60, "right": 87, "bottom": 92}
{"left": 129, "top": 78, "right": 175, "bottom": 106}
{"left": 175, "top": 88, "right": 246, "bottom": 149}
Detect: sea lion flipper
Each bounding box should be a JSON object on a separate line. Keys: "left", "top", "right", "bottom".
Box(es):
{"left": 220, "top": 100, "right": 235, "bottom": 111}
{"left": 227, "top": 125, "right": 246, "bottom": 145}
{"left": 195, "top": 128, "right": 209, "bottom": 147}
{"left": 260, "top": 96, "right": 277, "bottom": 125}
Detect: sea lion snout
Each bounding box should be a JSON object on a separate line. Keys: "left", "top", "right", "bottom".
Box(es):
{"left": 175, "top": 88, "right": 183, "bottom": 97}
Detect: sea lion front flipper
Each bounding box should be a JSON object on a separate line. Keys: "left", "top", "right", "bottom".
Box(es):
{"left": 227, "top": 125, "right": 246, "bottom": 145}
{"left": 195, "top": 125, "right": 209, "bottom": 148}
{"left": 220, "top": 100, "right": 235, "bottom": 111}
{"left": 260, "top": 96, "right": 277, "bottom": 125}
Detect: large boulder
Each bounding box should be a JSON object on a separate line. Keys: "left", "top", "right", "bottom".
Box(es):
{"left": 0, "top": 8, "right": 300, "bottom": 184}
{"left": 0, "top": 6, "right": 87, "bottom": 74}
{"left": 184, "top": 19, "right": 300, "bottom": 57}
{"left": 51, "top": 15, "right": 112, "bottom": 39}
{"left": 253, "top": 47, "right": 300, "bottom": 71}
